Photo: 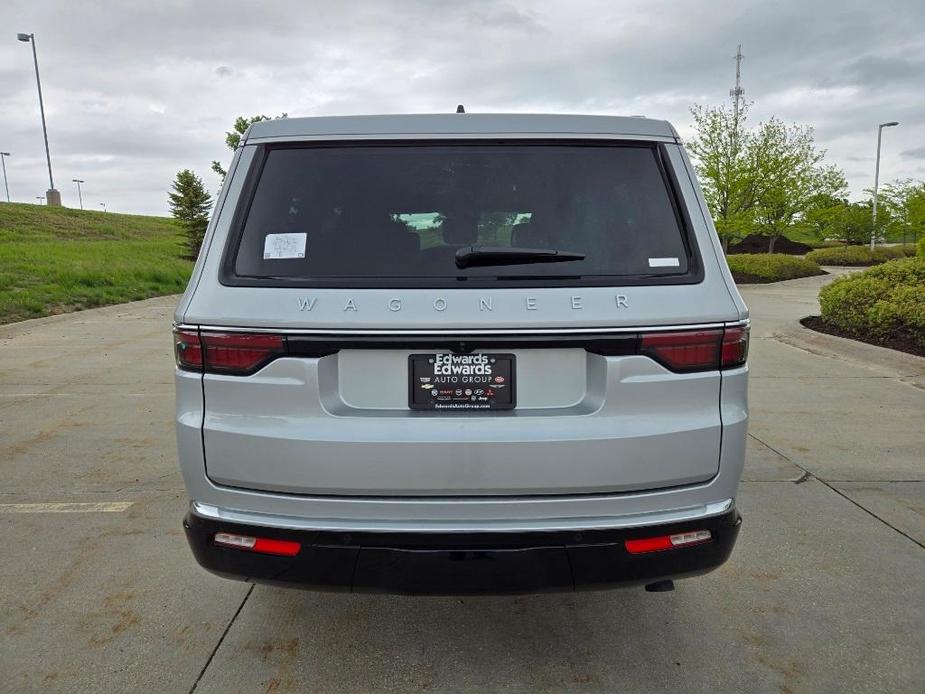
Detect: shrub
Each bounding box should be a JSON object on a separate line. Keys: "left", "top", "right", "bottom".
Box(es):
{"left": 805, "top": 244, "right": 913, "bottom": 266}
{"left": 819, "top": 257, "right": 925, "bottom": 349}
{"left": 726, "top": 254, "right": 825, "bottom": 283}
{"left": 918, "top": 236, "right": 925, "bottom": 257}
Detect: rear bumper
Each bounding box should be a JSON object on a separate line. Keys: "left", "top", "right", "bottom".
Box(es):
{"left": 183, "top": 505, "right": 741, "bottom": 595}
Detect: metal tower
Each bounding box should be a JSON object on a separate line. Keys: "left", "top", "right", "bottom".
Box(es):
{"left": 730, "top": 44, "right": 745, "bottom": 119}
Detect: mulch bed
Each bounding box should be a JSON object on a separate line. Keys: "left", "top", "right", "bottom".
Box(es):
{"left": 801, "top": 316, "right": 925, "bottom": 358}
{"left": 731, "top": 269, "right": 827, "bottom": 284}
{"left": 728, "top": 235, "right": 814, "bottom": 255}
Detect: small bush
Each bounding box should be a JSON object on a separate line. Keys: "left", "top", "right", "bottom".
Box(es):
{"left": 805, "top": 245, "right": 913, "bottom": 266}
{"left": 726, "top": 254, "right": 825, "bottom": 284}
{"left": 918, "top": 236, "right": 925, "bottom": 257}
{"left": 819, "top": 257, "right": 925, "bottom": 350}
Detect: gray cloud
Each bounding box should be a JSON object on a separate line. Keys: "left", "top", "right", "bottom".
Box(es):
{"left": 901, "top": 145, "right": 925, "bottom": 159}
{"left": 840, "top": 55, "right": 925, "bottom": 89}
{"left": 1, "top": 0, "right": 923, "bottom": 214}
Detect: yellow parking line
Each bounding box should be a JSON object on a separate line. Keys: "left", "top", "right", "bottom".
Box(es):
{"left": 0, "top": 501, "right": 134, "bottom": 513}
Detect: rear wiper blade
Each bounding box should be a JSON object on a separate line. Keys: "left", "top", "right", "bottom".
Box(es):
{"left": 455, "top": 245, "right": 585, "bottom": 269}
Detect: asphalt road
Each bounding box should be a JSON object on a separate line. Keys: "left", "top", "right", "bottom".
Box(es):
{"left": 1, "top": 273, "right": 923, "bottom": 693}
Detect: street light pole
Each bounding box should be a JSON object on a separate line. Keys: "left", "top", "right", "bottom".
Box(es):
{"left": 36, "top": 196, "right": 45, "bottom": 205}
{"left": 72, "top": 179, "right": 85, "bottom": 210}
{"left": 871, "top": 121, "right": 899, "bottom": 251}
{"left": 17, "top": 32, "right": 60, "bottom": 206}
{"left": 0, "top": 152, "right": 10, "bottom": 202}
{"left": 99, "top": 202, "right": 106, "bottom": 212}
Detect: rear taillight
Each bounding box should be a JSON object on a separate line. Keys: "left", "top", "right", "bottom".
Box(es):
{"left": 639, "top": 329, "right": 723, "bottom": 372}
{"left": 174, "top": 328, "right": 203, "bottom": 371}
{"left": 201, "top": 332, "right": 286, "bottom": 375}
{"left": 173, "top": 328, "right": 286, "bottom": 375}
{"left": 639, "top": 326, "right": 748, "bottom": 373}
{"left": 720, "top": 326, "right": 749, "bottom": 368}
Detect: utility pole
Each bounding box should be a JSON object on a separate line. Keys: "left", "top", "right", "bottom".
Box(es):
{"left": 729, "top": 44, "right": 745, "bottom": 121}
{"left": 72, "top": 179, "right": 85, "bottom": 210}
{"left": 17, "top": 33, "right": 60, "bottom": 206}
{"left": 871, "top": 121, "right": 899, "bottom": 250}
{"left": 0, "top": 152, "right": 10, "bottom": 202}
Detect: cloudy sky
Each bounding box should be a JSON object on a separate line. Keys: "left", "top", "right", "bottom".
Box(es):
{"left": 2, "top": 0, "right": 923, "bottom": 216}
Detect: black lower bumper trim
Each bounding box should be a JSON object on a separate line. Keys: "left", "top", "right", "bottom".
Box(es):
{"left": 184, "top": 507, "right": 741, "bottom": 595}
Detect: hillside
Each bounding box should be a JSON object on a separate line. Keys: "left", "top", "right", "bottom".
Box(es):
{"left": 0, "top": 203, "right": 193, "bottom": 324}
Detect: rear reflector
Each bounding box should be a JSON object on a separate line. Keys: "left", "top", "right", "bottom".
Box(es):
{"left": 214, "top": 532, "right": 301, "bottom": 557}
{"left": 625, "top": 529, "right": 712, "bottom": 554}
{"left": 639, "top": 326, "right": 749, "bottom": 373}
{"left": 173, "top": 328, "right": 286, "bottom": 376}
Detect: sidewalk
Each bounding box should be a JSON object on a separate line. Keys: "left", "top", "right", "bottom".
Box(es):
{"left": 740, "top": 273, "right": 925, "bottom": 544}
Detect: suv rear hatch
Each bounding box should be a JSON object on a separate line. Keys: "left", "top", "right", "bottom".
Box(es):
{"left": 181, "top": 139, "right": 745, "bottom": 496}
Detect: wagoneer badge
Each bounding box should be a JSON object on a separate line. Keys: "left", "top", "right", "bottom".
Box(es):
{"left": 296, "top": 295, "right": 629, "bottom": 312}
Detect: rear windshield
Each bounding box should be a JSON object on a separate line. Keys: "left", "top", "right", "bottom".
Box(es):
{"left": 227, "top": 142, "right": 698, "bottom": 287}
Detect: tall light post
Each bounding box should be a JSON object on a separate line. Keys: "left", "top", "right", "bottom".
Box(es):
{"left": 17, "top": 32, "right": 60, "bottom": 206}
{"left": 871, "top": 121, "right": 899, "bottom": 251}
{"left": 36, "top": 196, "right": 45, "bottom": 205}
{"left": 72, "top": 179, "right": 85, "bottom": 210}
{"left": 0, "top": 152, "right": 10, "bottom": 202}
{"left": 99, "top": 202, "right": 106, "bottom": 212}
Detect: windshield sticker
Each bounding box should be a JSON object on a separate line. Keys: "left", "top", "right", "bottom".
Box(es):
{"left": 263, "top": 233, "right": 306, "bottom": 260}
{"left": 648, "top": 257, "right": 680, "bottom": 268}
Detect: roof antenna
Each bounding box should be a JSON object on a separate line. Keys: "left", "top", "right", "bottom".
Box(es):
{"left": 456, "top": 104, "right": 465, "bottom": 114}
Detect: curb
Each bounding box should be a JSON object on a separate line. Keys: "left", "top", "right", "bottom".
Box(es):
{"left": 0, "top": 295, "right": 181, "bottom": 339}
{"left": 775, "top": 319, "right": 925, "bottom": 380}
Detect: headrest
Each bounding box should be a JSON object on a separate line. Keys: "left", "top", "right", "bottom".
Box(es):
{"left": 441, "top": 217, "right": 477, "bottom": 246}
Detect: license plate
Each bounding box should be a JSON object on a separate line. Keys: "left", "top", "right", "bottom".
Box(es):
{"left": 409, "top": 353, "right": 516, "bottom": 411}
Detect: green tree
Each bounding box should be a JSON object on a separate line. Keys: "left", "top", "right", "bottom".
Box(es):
{"left": 168, "top": 169, "right": 213, "bottom": 258}
{"left": 686, "top": 101, "right": 759, "bottom": 251}
{"left": 879, "top": 179, "right": 925, "bottom": 244}
{"left": 211, "top": 113, "right": 288, "bottom": 178}
{"left": 910, "top": 186, "right": 925, "bottom": 244}
{"left": 749, "top": 119, "right": 846, "bottom": 253}
{"left": 802, "top": 193, "right": 850, "bottom": 244}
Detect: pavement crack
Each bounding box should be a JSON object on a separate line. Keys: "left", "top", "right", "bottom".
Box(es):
{"left": 188, "top": 584, "right": 254, "bottom": 693}
{"left": 747, "top": 433, "right": 925, "bottom": 551}
{"left": 898, "top": 375, "right": 925, "bottom": 392}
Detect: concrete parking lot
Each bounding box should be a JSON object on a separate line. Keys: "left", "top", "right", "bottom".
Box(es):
{"left": 1, "top": 273, "right": 923, "bottom": 693}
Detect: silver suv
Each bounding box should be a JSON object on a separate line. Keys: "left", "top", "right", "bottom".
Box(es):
{"left": 174, "top": 114, "right": 748, "bottom": 594}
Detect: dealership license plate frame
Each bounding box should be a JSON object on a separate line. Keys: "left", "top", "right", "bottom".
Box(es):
{"left": 409, "top": 353, "right": 516, "bottom": 411}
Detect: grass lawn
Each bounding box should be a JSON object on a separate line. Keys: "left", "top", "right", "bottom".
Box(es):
{"left": 0, "top": 202, "right": 193, "bottom": 324}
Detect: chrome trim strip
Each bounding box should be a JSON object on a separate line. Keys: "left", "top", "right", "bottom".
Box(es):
{"left": 190, "top": 498, "right": 734, "bottom": 534}
{"left": 174, "top": 320, "right": 748, "bottom": 336}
